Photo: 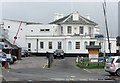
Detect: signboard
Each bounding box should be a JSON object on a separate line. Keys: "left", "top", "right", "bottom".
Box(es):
{"left": 6, "top": 54, "right": 12, "bottom": 62}
{"left": 6, "top": 54, "right": 11, "bottom": 59}
{"left": 89, "top": 54, "right": 98, "bottom": 62}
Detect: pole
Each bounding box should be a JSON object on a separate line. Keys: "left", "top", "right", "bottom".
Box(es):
{"left": 102, "top": 0, "right": 111, "bottom": 54}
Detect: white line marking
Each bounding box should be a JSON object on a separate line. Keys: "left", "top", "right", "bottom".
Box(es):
{"left": 83, "top": 69, "right": 91, "bottom": 73}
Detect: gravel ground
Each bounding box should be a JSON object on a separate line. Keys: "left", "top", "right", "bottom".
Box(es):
{"left": 9, "top": 56, "right": 47, "bottom": 69}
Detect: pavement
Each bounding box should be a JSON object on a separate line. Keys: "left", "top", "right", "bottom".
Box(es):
{"left": 0, "top": 63, "right": 3, "bottom": 82}
{"left": 1, "top": 56, "right": 120, "bottom": 82}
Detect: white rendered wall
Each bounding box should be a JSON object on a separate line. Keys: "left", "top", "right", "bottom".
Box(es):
{"left": 3, "top": 19, "right": 27, "bottom": 49}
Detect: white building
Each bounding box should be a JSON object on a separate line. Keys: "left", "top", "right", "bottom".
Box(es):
{"left": 1, "top": 11, "right": 116, "bottom": 56}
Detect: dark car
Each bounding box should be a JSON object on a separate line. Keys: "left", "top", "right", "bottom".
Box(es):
{"left": 53, "top": 49, "right": 64, "bottom": 59}
{"left": 21, "top": 50, "right": 28, "bottom": 57}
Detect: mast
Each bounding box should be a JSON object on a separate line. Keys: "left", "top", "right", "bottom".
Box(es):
{"left": 102, "top": 0, "right": 111, "bottom": 54}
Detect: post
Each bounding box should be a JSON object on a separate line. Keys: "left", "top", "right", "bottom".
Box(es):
{"left": 18, "top": 48, "right": 21, "bottom": 60}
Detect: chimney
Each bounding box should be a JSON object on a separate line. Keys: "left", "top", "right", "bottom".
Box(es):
{"left": 72, "top": 11, "right": 79, "bottom": 21}
{"left": 54, "top": 13, "right": 64, "bottom": 21}
{"left": 85, "top": 15, "right": 90, "bottom": 20}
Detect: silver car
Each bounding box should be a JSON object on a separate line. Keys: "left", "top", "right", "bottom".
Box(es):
{"left": 105, "top": 56, "right": 120, "bottom": 76}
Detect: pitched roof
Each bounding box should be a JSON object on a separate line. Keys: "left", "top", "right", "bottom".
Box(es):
{"left": 3, "top": 19, "right": 42, "bottom": 25}
{"left": 49, "top": 14, "right": 97, "bottom": 26}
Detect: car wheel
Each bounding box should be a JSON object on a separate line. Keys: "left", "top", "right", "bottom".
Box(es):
{"left": 54, "top": 56, "right": 56, "bottom": 59}
{"left": 109, "top": 72, "right": 116, "bottom": 76}
{"left": 116, "top": 69, "right": 120, "bottom": 76}
{"left": 61, "top": 56, "right": 64, "bottom": 59}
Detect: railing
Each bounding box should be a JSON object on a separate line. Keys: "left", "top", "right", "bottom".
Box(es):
{"left": 76, "top": 57, "right": 104, "bottom": 68}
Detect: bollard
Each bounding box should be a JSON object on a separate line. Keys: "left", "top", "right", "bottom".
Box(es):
{"left": 5, "top": 62, "right": 9, "bottom": 69}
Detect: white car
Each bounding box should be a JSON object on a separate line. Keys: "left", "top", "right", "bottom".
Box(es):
{"left": 0, "top": 52, "right": 7, "bottom": 62}
{"left": 105, "top": 56, "right": 120, "bottom": 76}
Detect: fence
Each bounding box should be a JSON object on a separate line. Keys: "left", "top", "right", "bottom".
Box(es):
{"left": 76, "top": 57, "right": 104, "bottom": 68}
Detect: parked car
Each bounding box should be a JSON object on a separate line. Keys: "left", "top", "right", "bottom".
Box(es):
{"left": 0, "top": 52, "right": 7, "bottom": 67}
{"left": 105, "top": 56, "right": 120, "bottom": 76}
{"left": 0, "top": 52, "right": 7, "bottom": 62}
{"left": 0, "top": 52, "right": 16, "bottom": 65}
{"left": 21, "top": 50, "right": 28, "bottom": 57}
{"left": 53, "top": 49, "right": 64, "bottom": 59}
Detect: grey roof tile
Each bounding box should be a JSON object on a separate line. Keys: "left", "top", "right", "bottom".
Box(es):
{"left": 49, "top": 13, "right": 97, "bottom": 26}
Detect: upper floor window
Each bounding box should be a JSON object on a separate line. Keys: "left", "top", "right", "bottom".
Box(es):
{"left": 40, "top": 29, "right": 50, "bottom": 31}
{"left": 40, "top": 42, "right": 44, "bottom": 49}
{"left": 89, "top": 27, "right": 92, "bottom": 36}
{"left": 79, "top": 26, "right": 84, "bottom": 34}
{"left": 40, "top": 29, "right": 44, "bottom": 31}
{"left": 49, "top": 42, "right": 52, "bottom": 49}
{"left": 58, "top": 42, "right": 62, "bottom": 49}
{"left": 61, "top": 26, "right": 63, "bottom": 34}
{"left": 45, "top": 29, "right": 50, "bottom": 31}
{"left": 67, "top": 26, "right": 72, "bottom": 34}
{"left": 76, "top": 42, "right": 80, "bottom": 49}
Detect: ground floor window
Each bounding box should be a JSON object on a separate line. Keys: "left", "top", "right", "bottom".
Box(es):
{"left": 84, "top": 41, "right": 88, "bottom": 50}
{"left": 28, "top": 43, "right": 31, "bottom": 51}
{"left": 76, "top": 42, "right": 80, "bottom": 49}
{"left": 58, "top": 42, "right": 62, "bottom": 49}
{"left": 68, "top": 41, "right": 72, "bottom": 50}
{"left": 49, "top": 42, "right": 52, "bottom": 49}
{"left": 40, "top": 42, "right": 44, "bottom": 49}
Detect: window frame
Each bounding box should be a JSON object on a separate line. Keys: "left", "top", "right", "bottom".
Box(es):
{"left": 76, "top": 42, "right": 80, "bottom": 49}
{"left": 79, "top": 26, "right": 84, "bottom": 34}
{"left": 40, "top": 42, "right": 44, "bottom": 49}
{"left": 67, "top": 26, "right": 72, "bottom": 34}
{"left": 48, "top": 42, "right": 52, "bottom": 49}
{"left": 28, "top": 43, "right": 31, "bottom": 48}
{"left": 58, "top": 42, "right": 62, "bottom": 49}
{"left": 61, "top": 26, "right": 63, "bottom": 34}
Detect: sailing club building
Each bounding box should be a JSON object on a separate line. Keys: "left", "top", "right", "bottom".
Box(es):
{"left": 0, "top": 11, "right": 117, "bottom": 56}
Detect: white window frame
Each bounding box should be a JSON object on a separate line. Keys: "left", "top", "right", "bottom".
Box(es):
{"left": 48, "top": 42, "right": 52, "bottom": 49}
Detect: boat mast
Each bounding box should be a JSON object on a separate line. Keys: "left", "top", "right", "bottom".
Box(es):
{"left": 103, "top": 0, "right": 111, "bottom": 54}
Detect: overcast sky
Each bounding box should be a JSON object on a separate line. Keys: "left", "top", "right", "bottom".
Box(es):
{"left": 0, "top": 1, "right": 118, "bottom": 37}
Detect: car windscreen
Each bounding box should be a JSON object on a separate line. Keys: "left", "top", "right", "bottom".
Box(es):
{"left": 106, "top": 58, "right": 115, "bottom": 63}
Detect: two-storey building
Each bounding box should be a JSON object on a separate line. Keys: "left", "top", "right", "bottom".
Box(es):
{"left": 2, "top": 11, "right": 116, "bottom": 56}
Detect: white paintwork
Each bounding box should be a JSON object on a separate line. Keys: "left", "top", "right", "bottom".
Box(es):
{"left": 3, "top": 19, "right": 27, "bottom": 49}
{"left": 1, "top": 11, "right": 117, "bottom": 55}
{"left": 72, "top": 11, "right": 79, "bottom": 21}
